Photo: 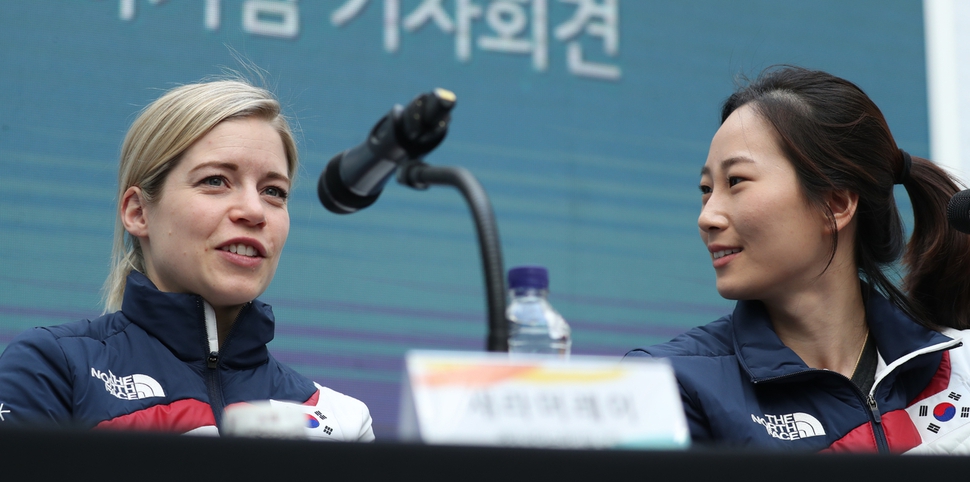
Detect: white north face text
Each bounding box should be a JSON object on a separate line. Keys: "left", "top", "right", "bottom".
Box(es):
{"left": 751, "top": 412, "right": 826, "bottom": 441}
{"left": 91, "top": 368, "right": 166, "bottom": 400}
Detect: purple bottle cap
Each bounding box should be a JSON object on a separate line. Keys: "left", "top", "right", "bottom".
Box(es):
{"left": 508, "top": 265, "right": 549, "bottom": 290}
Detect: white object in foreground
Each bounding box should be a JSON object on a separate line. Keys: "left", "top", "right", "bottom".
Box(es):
{"left": 398, "top": 351, "right": 690, "bottom": 449}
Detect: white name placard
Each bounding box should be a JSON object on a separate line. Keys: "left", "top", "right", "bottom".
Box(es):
{"left": 398, "top": 351, "right": 690, "bottom": 449}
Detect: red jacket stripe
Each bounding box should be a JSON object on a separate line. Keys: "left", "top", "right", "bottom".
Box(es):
{"left": 821, "top": 409, "right": 923, "bottom": 453}
{"left": 304, "top": 389, "right": 320, "bottom": 406}
{"left": 910, "top": 351, "right": 951, "bottom": 405}
{"left": 93, "top": 399, "right": 216, "bottom": 433}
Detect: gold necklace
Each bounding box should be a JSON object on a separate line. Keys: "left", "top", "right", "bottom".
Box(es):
{"left": 851, "top": 328, "right": 870, "bottom": 376}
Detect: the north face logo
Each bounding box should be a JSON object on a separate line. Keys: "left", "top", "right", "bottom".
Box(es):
{"left": 751, "top": 412, "right": 826, "bottom": 441}
{"left": 91, "top": 368, "right": 166, "bottom": 400}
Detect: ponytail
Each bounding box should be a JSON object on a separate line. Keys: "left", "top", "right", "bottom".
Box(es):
{"left": 902, "top": 157, "right": 970, "bottom": 329}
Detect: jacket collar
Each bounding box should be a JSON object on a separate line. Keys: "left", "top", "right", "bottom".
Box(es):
{"left": 120, "top": 271, "right": 275, "bottom": 368}
{"left": 732, "top": 287, "right": 953, "bottom": 382}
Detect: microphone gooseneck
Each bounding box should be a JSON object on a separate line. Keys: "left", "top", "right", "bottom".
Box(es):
{"left": 398, "top": 163, "right": 509, "bottom": 351}
{"left": 317, "top": 89, "right": 509, "bottom": 351}
{"left": 947, "top": 189, "right": 970, "bottom": 234}
{"left": 318, "top": 88, "right": 456, "bottom": 214}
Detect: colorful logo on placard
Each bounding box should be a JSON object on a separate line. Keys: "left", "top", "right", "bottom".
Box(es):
{"left": 934, "top": 403, "right": 957, "bottom": 422}
{"left": 306, "top": 414, "right": 320, "bottom": 428}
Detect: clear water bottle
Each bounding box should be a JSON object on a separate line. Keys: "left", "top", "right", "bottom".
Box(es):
{"left": 506, "top": 265, "right": 571, "bottom": 356}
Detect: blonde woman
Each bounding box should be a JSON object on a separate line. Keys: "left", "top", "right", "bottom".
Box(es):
{"left": 0, "top": 79, "right": 374, "bottom": 441}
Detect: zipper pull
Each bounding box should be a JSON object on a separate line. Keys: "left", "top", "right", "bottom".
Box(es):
{"left": 867, "top": 395, "right": 882, "bottom": 424}
{"left": 207, "top": 351, "right": 219, "bottom": 369}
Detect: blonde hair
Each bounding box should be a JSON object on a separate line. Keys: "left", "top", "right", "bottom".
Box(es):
{"left": 102, "top": 79, "right": 299, "bottom": 312}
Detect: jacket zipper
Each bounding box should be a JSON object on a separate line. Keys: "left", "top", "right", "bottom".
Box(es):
{"left": 205, "top": 351, "right": 224, "bottom": 428}
{"left": 200, "top": 301, "right": 249, "bottom": 432}
{"left": 200, "top": 301, "right": 226, "bottom": 430}
{"left": 866, "top": 394, "right": 888, "bottom": 452}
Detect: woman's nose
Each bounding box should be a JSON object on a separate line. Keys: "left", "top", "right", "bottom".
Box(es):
{"left": 230, "top": 187, "right": 266, "bottom": 226}
{"left": 698, "top": 194, "right": 728, "bottom": 233}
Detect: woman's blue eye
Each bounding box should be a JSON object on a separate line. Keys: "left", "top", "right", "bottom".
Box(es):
{"left": 264, "top": 186, "right": 288, "bottom": 199}
{"left": 203, "top": 176, "right": 224, "bottom": 187}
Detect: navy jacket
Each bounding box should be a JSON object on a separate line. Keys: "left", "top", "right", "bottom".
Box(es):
{"left": 628, "top": 292, "right": 970, "bottom": 452}
{"left": 0, "top": 272, "right": 374, "bottom": 441}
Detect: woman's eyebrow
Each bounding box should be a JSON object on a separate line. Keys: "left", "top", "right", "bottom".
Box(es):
{"left": 264, "top": 170, "right": 290, "bottom": 186}
{"left": 700, "top": 156, "right": 755, "bottom": 176}
{"left": 188, "top": 161, "right": 238, "bottom": 173}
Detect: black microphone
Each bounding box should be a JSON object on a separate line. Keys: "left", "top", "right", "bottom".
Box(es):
{"left": 318, "top": 88, "right": 457, "bottom": 214}
{"left": 947, "top": 189, "right": 970, "bottom": 234}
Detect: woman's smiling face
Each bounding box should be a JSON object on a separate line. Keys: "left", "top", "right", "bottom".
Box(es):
{"left": 124, "top": 117, "right": 291, "bottom": 312}
{"left": 698, "top": 104, "right": 832, "bottom": 303}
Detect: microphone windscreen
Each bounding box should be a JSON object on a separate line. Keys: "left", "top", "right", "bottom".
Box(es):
{"left": 946, "top": 189, "right": 970, "bottom": 234}
{"left": 318, "top": 153, "right": 380, "bottom": 215}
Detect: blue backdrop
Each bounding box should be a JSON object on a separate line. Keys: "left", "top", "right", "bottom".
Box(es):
{"left": 0, "top": 0, "right": 927, "bottom": 438}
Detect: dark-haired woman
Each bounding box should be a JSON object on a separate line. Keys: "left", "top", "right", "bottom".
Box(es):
{"left": 628, "top": 66, "right": 970, "bottom": 453}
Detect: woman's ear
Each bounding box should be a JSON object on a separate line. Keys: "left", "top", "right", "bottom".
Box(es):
{"left": 825, "top": 189, "right": 859, "bottom": 233}
{"left": 121, "top": 186, "right": 149, "bottom": 238}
